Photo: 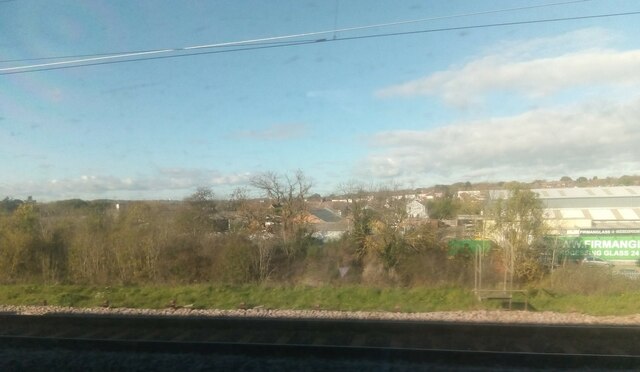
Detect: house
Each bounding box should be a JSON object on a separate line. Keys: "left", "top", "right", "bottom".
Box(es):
{"left": 406, "top": 200, "right": 428, "bottom": 219}
{"left": 308, "top": 208, "right": 349, "bottom": 242}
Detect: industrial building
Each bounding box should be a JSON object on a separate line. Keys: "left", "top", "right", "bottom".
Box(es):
{"left": 489, "top": 186, "right": 640, "bottom": 263}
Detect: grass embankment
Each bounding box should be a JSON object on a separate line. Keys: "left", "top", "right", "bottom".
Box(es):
{"left": 0, "top": 283, "right": 638, "bottom": 316}
{"left": 528, "top": 291, "right": 640, "bottom": 316}
{"left": 0, "top": 285, "right": 478, "bottom": 312}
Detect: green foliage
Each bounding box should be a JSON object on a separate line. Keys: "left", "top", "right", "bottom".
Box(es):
{"left": 427, "top": 195, "right": 459, "bottom": 219}
{"left": 0, "top": 204, "right": 47, "bottom": 283}
{"left": 0, "top": 185, "right": 624, "bottom": 307}
{"left": 619, "top": 175, "right": 635, "bottom": 186}
{"left": 220, "top": 234, "right": 262, "bottom": 284}
{"left": 0, "top": 197, "right": 24, "bottom": 214}
{"left": 351, "top": 203, "right": 374, "bottom": 261}
{"left": 51, "top": 199, "right": 89, "bottom": 210}
{"left": 488, "top": 185, "right": 547, "bottom": 286}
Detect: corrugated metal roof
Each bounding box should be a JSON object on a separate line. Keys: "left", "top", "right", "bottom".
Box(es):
{"left": 611, "top": 209, "right": 624, "bottom": 220}
{"left": 619, "top": 208, "right": 640, "bottom": 219}
{"left": 489, "top": 186, "right": 640, "bottom": 200}
{"left": 547, "top": 208, "right": 640, "bottom": 221}
{"left": 593, "top": 220, "right": 640, "bottom": 228}
{"left": 560, "top": 209, "right": 586, "bottom": 219}
{"left": 589, "top": 209, "right": 616, "bottom": 220}
{"left": 489, "top": 187, "right": 640, "bottom": 209}
{"left": 533, "top": 186, "right": 640, "bottom": 198}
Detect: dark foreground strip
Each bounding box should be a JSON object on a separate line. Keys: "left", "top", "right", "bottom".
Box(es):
{"left": 2, "top": 314, "right": 640, "bottom": 370}
{"left": 2, "top": 336, "right": 640, "bottom": 370}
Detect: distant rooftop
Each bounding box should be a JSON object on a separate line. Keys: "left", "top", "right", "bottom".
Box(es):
{"left": 534, "top": 186, "right": 640, "bottom": 199}
{"left": 489, "top": 186, "right": 640, "bottom": 218}
{"left": 310, "top": 208, "right": 342, "bottom": 223}
{"left": 544, "top": 208, "right": 640, "bottom": 221}
{"left": 490, "top": 186, "right": 640, "bottom": 200}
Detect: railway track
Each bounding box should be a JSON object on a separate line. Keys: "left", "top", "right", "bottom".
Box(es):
{"left": 1, "top": 313, "right": 640, "bottom": 370}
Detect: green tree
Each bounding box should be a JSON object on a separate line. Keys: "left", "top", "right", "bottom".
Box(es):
{"left": 619, "top": 175, "right": 636, "bottom": 186}
{"left": 0, "top": 204, "right": 43, "bottom": 282}
{"left": 487, "top": 186, "right": 547, "bottom": 289}
{"left": 338, "top": 183, "right": 373, "bottom": 262}
{"left": 427, "top": 194, "right": 459, "bottom": 219}
{"left": 0, "top": 197, "right": 23, "bottom": 214}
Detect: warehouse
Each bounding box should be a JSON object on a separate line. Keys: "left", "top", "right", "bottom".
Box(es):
{"left": 490, "top": 186, "right": 640, "bottom": 263}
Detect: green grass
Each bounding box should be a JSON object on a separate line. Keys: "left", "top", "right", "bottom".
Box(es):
{"left": 0, "top": 284, "right": 638, "bottom": 316}
{"left": 528, "top": 290, "right": 640, "bottom": 316}
{"left": 0, "top": 284, "right": 478, "bottom": 312}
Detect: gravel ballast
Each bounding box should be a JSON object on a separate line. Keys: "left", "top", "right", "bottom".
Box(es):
{"left": 2, "top": 305, "right": 640, "bottom": 325}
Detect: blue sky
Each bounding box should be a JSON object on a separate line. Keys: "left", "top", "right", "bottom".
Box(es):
{"left": 1, "top": 0, "right": 640, "bottom": 200}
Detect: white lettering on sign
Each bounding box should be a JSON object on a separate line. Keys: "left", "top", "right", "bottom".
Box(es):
{"left": 583, "top": 240, "right": 640, "bottom": 249}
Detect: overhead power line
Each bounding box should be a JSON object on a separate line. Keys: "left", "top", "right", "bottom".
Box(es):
{"left": 0, "top": 40, "right": 320, "bottom": 75}
{"left": 0, "top": 0, "right": 591, "bottom": 69}
{"left": 3, "top": 9, "right": 638, "bottom": 76}
{"left": 0, "top": 39, "right": 312, "bottom": 64}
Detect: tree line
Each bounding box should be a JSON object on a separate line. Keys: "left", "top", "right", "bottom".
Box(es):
{"left": 0, "top": 173, "right": 554, "bottom": 288}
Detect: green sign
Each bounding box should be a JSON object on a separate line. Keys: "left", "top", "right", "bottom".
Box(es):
{"left": 555, "top": 235, "right": 640, "bottom": 261}
{"left": 447, "top": 240, "right": 491, "bottom": 255}
{"left": 450, "top": 236, "right": 640, "bottom": 261}
{"left": 581, "top": 236, "right": 640, "bottom": 260}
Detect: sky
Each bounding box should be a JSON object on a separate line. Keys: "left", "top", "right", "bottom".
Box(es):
{"left": 1, "top": 0, "right": 640, "bottom": 201}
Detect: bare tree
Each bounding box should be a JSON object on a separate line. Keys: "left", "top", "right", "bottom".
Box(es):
{"left": 250, "top": 170, "right": 312, "bottom": 249}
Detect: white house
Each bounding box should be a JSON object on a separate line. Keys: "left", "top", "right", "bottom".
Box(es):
{"left": 406, "top": 200, "right": 428, "bottom": 219}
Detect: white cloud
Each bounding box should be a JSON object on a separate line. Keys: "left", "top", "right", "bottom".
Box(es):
{"left": 363, "top": 97, "right": 640, "bottom": 183}
{"left": 0, "top": 169, "right": 251, "bottom": 201}
{"left": 375, "top": 28, "right": 640, "bottom": 107}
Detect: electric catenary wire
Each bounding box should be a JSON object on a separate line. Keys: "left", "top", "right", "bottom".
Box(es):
{"left": 4, "top": 10, "right": 638, "bottom": 75}
{"left": 0, "top": 0, "right": 591, "bottom": 71}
